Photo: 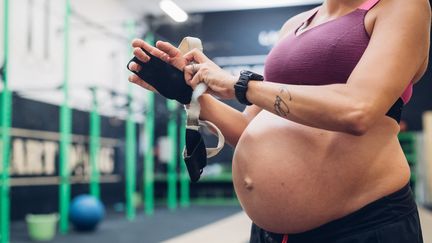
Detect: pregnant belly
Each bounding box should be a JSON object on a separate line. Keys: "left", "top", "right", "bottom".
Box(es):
{"left": 232, "top": 111, "right": 409, "bottom": 234}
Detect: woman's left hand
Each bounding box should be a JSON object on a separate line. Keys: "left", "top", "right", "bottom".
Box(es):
{"left": 183, "top": 49, "right": 238, "bottom": 100}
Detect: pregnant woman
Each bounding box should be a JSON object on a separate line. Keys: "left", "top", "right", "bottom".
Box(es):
{"left": 128, "top": 0, "right": 430, "bottom": 242}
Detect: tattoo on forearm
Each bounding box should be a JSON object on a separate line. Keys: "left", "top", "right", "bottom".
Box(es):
{"left": 274, "top": 88, "right": 292, "bottom": 117}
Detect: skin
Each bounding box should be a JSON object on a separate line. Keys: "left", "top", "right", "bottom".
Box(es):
{"left": 129, "top": 0, "right": 431, "bottom": 233}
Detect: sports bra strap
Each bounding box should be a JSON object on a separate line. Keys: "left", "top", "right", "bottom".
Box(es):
{"left": 359, "top": 0, "right": 381, "bottom": 10}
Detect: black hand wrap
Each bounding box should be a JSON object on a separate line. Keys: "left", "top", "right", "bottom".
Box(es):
{"left": 183, "top": 129, "right": 207, "bottom": 182}
{"left": 127, "top": 49, "right": 192, "bottom": 104}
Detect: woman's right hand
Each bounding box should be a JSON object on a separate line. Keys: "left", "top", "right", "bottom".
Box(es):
{"left": 128, "top": 39, "right": 188, "bottom": 92}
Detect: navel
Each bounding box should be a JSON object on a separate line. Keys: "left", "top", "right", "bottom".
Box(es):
{"left": 243, "top": 177, "right": 254, "bottom": 191}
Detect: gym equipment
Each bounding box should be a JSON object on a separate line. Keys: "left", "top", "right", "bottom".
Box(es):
{"left": 167, "top": 100, "right": 178, "bottom": 210}
{"left": 26, "top": 214, "right": 58, "bottom": 242}
{"left": 89, "top": 87, "right": 101, "bottom": 199}
{"left": 1, "top": 0, "right": 12, "bottom": 242}
{"left": 59, "top": 0, "right": 72, "bottom": 234}
{"left": 143, "top": 32, "right": 156, "bottom": 216}
{"left": 69, "top": 195, "right": 105, "bottom": 231}
{"left": 179, "top": 110, "right": 190, "bottom": 207}
{"left": 125, "top": 19, "right": 137, "bottom": 221}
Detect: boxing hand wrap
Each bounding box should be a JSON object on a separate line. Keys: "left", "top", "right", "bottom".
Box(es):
{"left": 127, "top": 48, "right": 192, "bottom": 104}
{"left": 126, "top": 36, "right": 225, "bottom": 182}
{"left": 179, "top": 37, "right": 225, "bottom": 182}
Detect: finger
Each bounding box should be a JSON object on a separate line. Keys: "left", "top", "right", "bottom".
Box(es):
{"left": 183, "top": 64, "right": 198, "bottom": 84}
{"left": 183, "top": 49, "right": 209, "bottom": 64}
{"left": 183, "top": 64, "right": 192, "bottom": 75}
{"left": 128, "top": 61, "right": 142, "bottom": 72}
{"left": 132, "top": 38, "right": 152, "bottom": 48}
{"left": 133, "top": 48, "right": 150, "bottom": 62}
{"left": 156, "top": 41, "right": 181, "bottom": 58}
{"left": 132, "top": 38, "right": 170, "bottom": 62}
{"left": 190, "top": 70, "right": 203, "bottom": 88}
{"left": 128, "top": 74, "right": 157, "bottom": 93}
{"left": 183, "top": 63, "right": 204, "bottom": 75}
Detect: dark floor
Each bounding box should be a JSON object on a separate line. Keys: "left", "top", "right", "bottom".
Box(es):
{"left": 10, "top": 205, "right": 243, "bottom": 243}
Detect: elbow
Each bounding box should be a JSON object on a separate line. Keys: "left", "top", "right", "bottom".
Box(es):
{"left": 342, "top": 102, "right": 374, "bottom": 136}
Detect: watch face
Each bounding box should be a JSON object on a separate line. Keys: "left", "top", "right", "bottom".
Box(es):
{"left": 240, "top": 70, "right": 253, "bottom": 78}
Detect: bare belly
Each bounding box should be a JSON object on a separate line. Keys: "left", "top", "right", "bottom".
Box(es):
{"left": 232, "top": 111, "right": 410, "bottom": 233}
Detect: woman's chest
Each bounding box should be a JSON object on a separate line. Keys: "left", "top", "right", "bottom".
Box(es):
{"left": 264, "top": 11, "right": 370, "bottom": 85}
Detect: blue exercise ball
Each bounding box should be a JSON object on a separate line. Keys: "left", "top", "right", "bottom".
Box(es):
{"left": 69, "top": 195, "right": 105, "bottom": 231}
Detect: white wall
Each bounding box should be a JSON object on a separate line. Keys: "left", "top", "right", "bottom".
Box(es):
{"left": 6, "top": 0, "right": 149, "bottom": 120}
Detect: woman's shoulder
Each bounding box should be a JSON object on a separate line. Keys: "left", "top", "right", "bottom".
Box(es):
{"left": 374, "top": 0, "right": 430, "bottom": 18}
{"left": 378, "top": 0, "right": 430, "bottom": 84}
{"left": 278, "top": 6, "right": 320, "bottom": 40}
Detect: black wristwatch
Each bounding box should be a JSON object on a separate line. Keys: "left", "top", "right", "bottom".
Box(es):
{"left": 234, "top": 70, "right": 264, "bottom": 105}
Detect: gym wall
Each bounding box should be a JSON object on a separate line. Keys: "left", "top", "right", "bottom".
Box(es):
{"left": 5, "top": 0, "right": 145, "bottom": 220}
{"left": 10, "top": 94, "right": 127, "bottom": 220}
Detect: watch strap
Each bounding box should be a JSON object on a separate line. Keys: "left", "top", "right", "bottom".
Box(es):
{"left": 234, "top": 71, "right": 264, "bottom": 105}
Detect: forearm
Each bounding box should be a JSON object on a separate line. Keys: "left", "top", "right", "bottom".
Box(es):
{"left": 246, "top": 81, "right": 375, "bottom": 135}
{"left": 198, "top": 94, "right": 249, "bottom": 146}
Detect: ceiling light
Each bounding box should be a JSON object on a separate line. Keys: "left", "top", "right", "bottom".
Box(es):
{"left": 159, "top": 0, "right": 188, "bottom": 23}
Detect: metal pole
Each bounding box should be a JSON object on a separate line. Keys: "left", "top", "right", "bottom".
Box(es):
{"left": 125, "top": 20, "right": 136, "bottom": 221}
{"left": 125, "top": 94, "right": 136, "bottom": 220}
{"left": 166, "top": 100, "right": 177, "bottom": 210}
{"left": 179, "top": 111, "right": 190, "bottom": 207}
{"left": 143, "top": 93, "right": 155, "bottom": 215}
{"left": 89, "top": 88, "right": 100, "bottom": 199}
{"left": 59, "top": 0, "right": 71, "bottom": 234}
{"left": 0, "top": 0, "right": 12, "bottom": 241}
{"left": 143, "top": 33, "right": 155, "bottom": 216}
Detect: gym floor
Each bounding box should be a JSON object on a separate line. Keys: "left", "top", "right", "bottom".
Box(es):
{"left": 9, "top": 206, "right": 432, "bottom": 243}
